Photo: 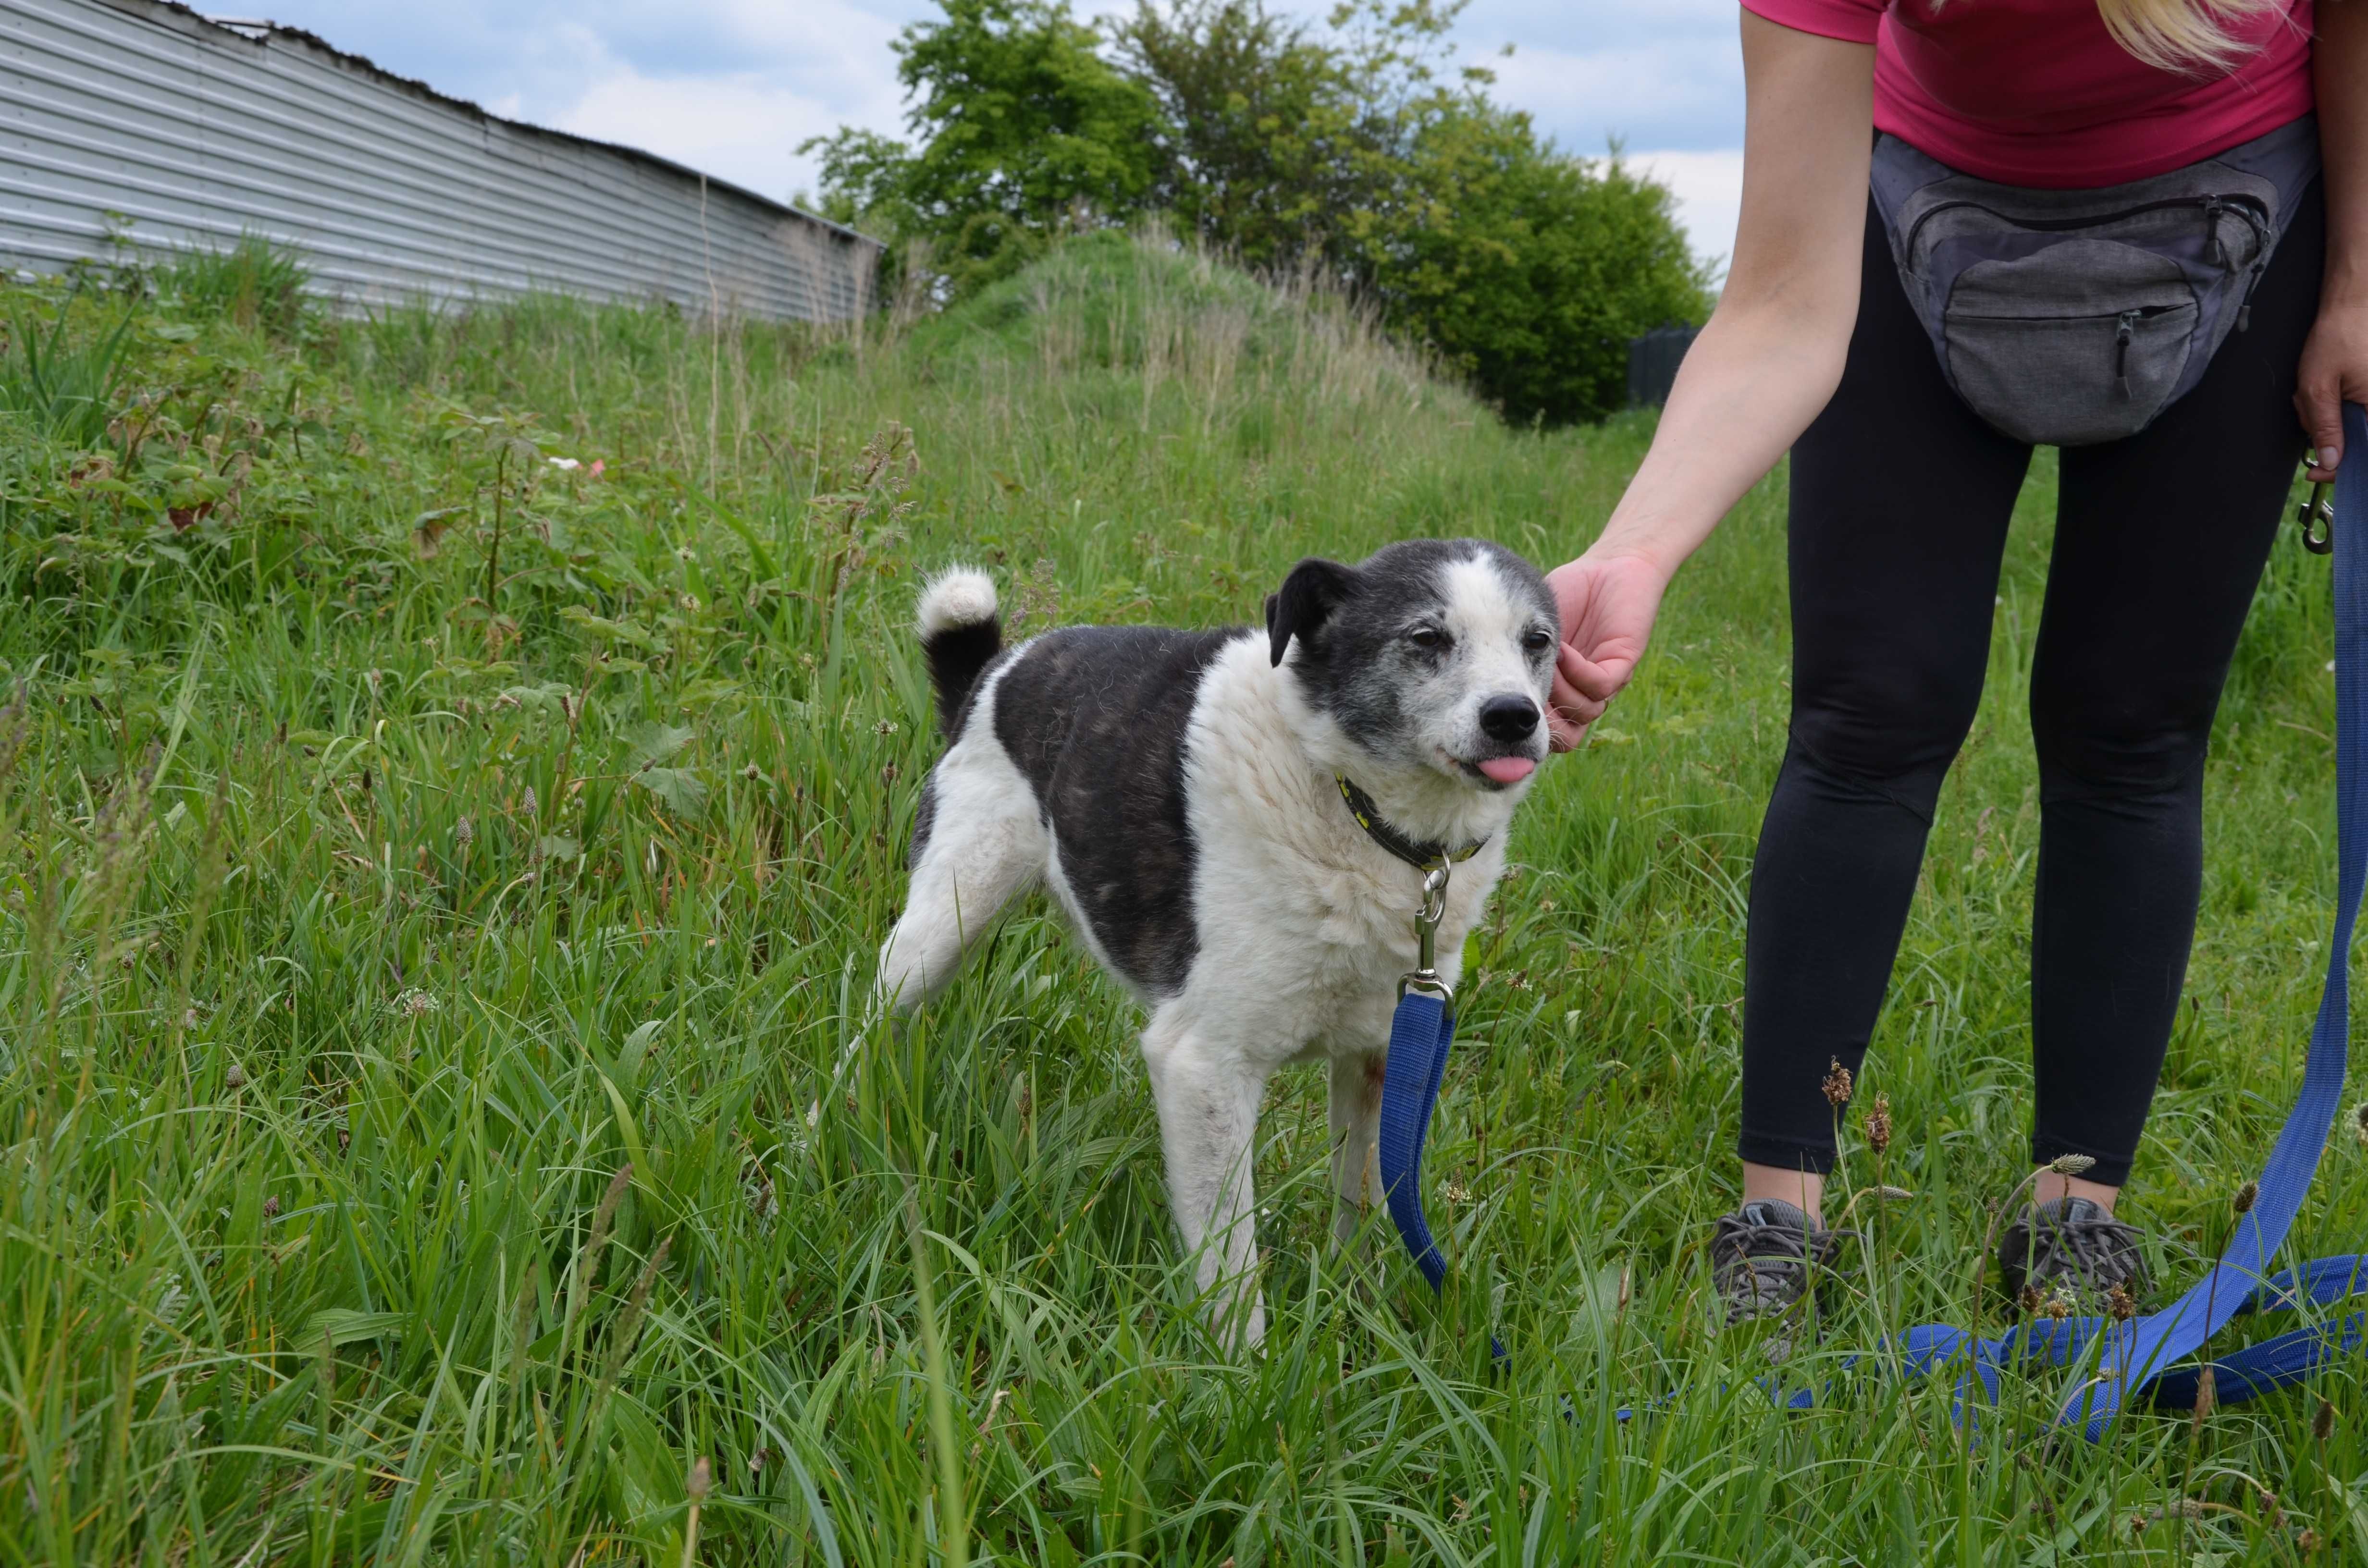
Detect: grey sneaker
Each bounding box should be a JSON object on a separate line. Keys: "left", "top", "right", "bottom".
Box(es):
{"left": 1712, "top": 1200, "right": 1843, "bottom": 1353}
{"left": 1998, "top": 1196, "right": 2148, "bottom": 1305}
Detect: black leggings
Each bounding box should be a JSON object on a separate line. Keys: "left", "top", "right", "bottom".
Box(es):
{"left": 1739, "top": 184, "right": 2326, "bottom": 1188}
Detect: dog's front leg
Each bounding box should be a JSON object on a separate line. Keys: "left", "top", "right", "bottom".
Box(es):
{"left": 1140, "top": 1006, "right": 1271, "bottom": 1352}
{"left": 1327, "top": 1048, "right": 1387, "bottom": 1250}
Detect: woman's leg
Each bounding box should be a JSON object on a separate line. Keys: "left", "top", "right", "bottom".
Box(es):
{"left": 1737, "top": 200, "right": 2034, "bottom": 1218}
{"left": 2029, "top": 182, "right": 2329, "bottom": 1194}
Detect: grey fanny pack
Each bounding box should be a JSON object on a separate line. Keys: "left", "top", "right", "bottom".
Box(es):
{"left": 1870, "top": 116, "right": 2320, "bottom": 447}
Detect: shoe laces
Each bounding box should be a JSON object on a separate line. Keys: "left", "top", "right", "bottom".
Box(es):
{"left": 1712, "top": 1202, "right": 1850, "bottom": 1321}
{"left": 2011, "top": 1198, "right": 2149, "bottom": 1295}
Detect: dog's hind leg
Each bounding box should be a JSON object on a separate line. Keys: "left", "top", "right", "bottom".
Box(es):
{"left": 1327, "top": 1048, "right": 1388, "bottom": 1250}
{"left": 874, "top": 756, "right": 1045, "bottom": 1015}
{"left": 1140, "top": 1004, "right": 1271, "bottom": 1352}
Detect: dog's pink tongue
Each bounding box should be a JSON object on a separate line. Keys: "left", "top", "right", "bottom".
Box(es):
{"left": 1479, "top": 757, "right": 1536, "bottom": 784}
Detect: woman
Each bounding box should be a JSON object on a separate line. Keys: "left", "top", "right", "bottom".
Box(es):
{"left": 1543, "top": 0, "right": 2367, "bottom": 1322}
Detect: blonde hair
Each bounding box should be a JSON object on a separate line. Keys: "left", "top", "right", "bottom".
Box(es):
{"left": 1931, "top": 0, "right": 2286, "bottom": 71}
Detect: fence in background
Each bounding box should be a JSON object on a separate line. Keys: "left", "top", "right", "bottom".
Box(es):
{"left": 1627, "top": 324, "right": 1699, "bottom": 409}
{"left": 0, "top": 0, "right": 882, "bottom": 320}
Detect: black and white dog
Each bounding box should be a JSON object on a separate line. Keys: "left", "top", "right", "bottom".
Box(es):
{"left": 876, "top": 541, "right": 1559, "bottom": 1347}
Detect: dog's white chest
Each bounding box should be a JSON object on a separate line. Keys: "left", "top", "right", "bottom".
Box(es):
{"left": 1176, "top": 644, "right": 1505, "bottom": 1062}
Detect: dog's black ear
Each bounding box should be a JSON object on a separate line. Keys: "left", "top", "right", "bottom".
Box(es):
{"left": 1265, "top": 557, "right": 1360, "bottom": 667}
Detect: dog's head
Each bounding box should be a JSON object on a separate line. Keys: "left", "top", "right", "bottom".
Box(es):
{"left": 1266, "top": 539, "right": 1557, "bottom": 796}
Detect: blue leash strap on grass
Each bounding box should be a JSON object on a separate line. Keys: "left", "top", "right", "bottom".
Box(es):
{"left": 1378, "top": 990, "right": 1456, "bottom": 1292}
{"left": 1879, "top": 406, "right": 2368, "bottom": 1434}
{"left": 2057, "top": 403, "right": 2368, "bottom": 1434}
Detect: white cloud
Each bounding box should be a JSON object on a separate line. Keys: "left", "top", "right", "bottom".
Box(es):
{"left": 1489, "top": 41, "right": 1743, "bottom": 156}
{"left": 551, "top": 67, "right": 901, "bottom": 204}
{"left": 1627, "top": 148, "right": 1745, "bottom": 276}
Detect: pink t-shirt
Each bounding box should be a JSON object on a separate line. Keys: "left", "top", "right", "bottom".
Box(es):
{"left": 1739, "top": 0, "right": 2315, "bottom": 187}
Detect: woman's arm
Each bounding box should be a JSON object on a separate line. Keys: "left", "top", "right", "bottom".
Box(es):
{"left": 1545, "top": 13, "right": 1874, "bottom": 748}
{"left": 2298, "top": 0, "right": 2368, "bottom": 480}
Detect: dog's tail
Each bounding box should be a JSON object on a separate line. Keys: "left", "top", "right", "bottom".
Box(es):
{"left": 915, "top": 567, "right": 1002, "bottom": 734}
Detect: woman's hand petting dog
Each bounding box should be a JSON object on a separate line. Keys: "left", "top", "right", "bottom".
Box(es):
{"left": 1544, "top": 551, "right": 1668, "bottom": 751}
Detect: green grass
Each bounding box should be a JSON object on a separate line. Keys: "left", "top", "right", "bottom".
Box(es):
{"left": 1, "top": 228, "right": 2365, "bottom": 1563}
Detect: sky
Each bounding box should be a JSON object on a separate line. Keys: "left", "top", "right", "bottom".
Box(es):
{"left": 238, "top": 1, "right": 1747, "bottom": 269}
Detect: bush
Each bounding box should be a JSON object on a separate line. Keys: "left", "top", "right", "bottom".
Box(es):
{"left": 1365, "top": 111, "right": 1713, "bottom": 425}
{"left": 802, "top": 0, "right": 1164, "bottom": 296}
{"left": 1111, "top": 0, "right": 1406, "bottom": 277}
{"left": 810, "top": 0, "right": 1712, "bottom": 425}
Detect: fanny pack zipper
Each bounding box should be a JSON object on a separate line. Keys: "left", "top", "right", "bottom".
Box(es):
{"left": 1904, "top": 193, "right": 2269, "bottom": 270}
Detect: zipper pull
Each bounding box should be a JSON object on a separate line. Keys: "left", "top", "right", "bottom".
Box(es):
{"left": 2116, "top": 309, "right": 2138, "bottom": 397}
{"left": 2238, "top": 257, "right": 2266, "bottom": 332}
{"left": 2203, "top": 196, "right": 2225, "bottom": 266}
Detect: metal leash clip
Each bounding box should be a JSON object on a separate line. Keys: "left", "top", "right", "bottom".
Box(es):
{"left": 1398, "top": 863, "right": 1455, "bottom": 1006}
{"left": 2302, "top": 479, "right": 2335, "bottom": 555}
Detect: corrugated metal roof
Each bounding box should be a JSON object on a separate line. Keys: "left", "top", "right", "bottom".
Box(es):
{"left": 0, "top": 0, "right": 884, "bottom": 320}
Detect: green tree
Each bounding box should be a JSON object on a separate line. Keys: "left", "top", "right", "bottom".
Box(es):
{"left": 802, "top": 0, "right": 1164, "bottom": 293}
{"left": 1109, "top": 0, "right": 1453, "bottom": 276}
{"left": 1365, "top": 109, "right": 1714, "bottom": 425}
{"left": 807, "top": 0, "right": 1712, "bottom": 425}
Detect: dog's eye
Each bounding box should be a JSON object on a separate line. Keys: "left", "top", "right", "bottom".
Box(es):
{"left": 1408, "top": 626, "right": 1444, "bottom": 650}
{"left": 1522, "top": 628, "right": 1554, "bottom": 653}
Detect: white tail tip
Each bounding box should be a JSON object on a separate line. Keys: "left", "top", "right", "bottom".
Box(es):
{"left": 917, "top": 568, "right": 998, "bottom": 637}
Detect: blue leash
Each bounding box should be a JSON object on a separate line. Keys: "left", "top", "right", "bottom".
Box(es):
{"left": 1376, "top": 405, "right": 2368, "bottom": 1432}
{"left": 1378, "top": 986, "right": 1458, "bottom": 1294}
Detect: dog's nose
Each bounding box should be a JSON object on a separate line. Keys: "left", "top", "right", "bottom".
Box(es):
{"left": 1479, "top": 695, "right": 1540, "bottom": 742}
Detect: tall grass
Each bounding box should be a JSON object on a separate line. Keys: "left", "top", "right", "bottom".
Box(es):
{"left": 148, "top": 233, "right": 311, "bottom": 336}
{"left": 0, "top": 228, "right": 2360, "bottom": 1563}
{"left": 0, "top": 290, "right": 136, "bottom": 448}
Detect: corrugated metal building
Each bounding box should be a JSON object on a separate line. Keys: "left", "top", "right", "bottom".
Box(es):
{"left": 0, "top": 0, "right": 881, "bottom": 320}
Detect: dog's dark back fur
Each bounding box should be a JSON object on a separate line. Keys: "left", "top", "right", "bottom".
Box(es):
{"left": 993, "top": 626, "right": 1236, "bottom": 995}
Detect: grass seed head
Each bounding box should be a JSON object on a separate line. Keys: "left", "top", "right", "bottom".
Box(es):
{"left": 685, "top": 1455, "right": 710, "bottom": 1503}
{"left": 1821, "top": 1057, "right": 1852, "bottom": 1108}
{"left": 2107, "top": 1283, "right": 2136, "bottom": 1322}
{"left": 1864, "top": 1093, "right": 1892, "bottom": 1154}
{"left": 2232, "top": 1178, "right": 2259, "bottom": 1214}
{"left": 2356, "top": 1102, "right": 2368, "bottom": 1147}
{"left": 2047, "top": 1153, "right": 2096, "bottom": 1176}
{"left": 2316, "top": 1397, "right": 2336, "bottom": 1442}
{"left": 2019, "top": 1284, "right": 2046, "bottom": 1317}
{"left": 2194, "top": 1365, "right": 2218, "bottom": 1427}
{"left": 223, "top": 1062, "right": 246, "bottom": 1090}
